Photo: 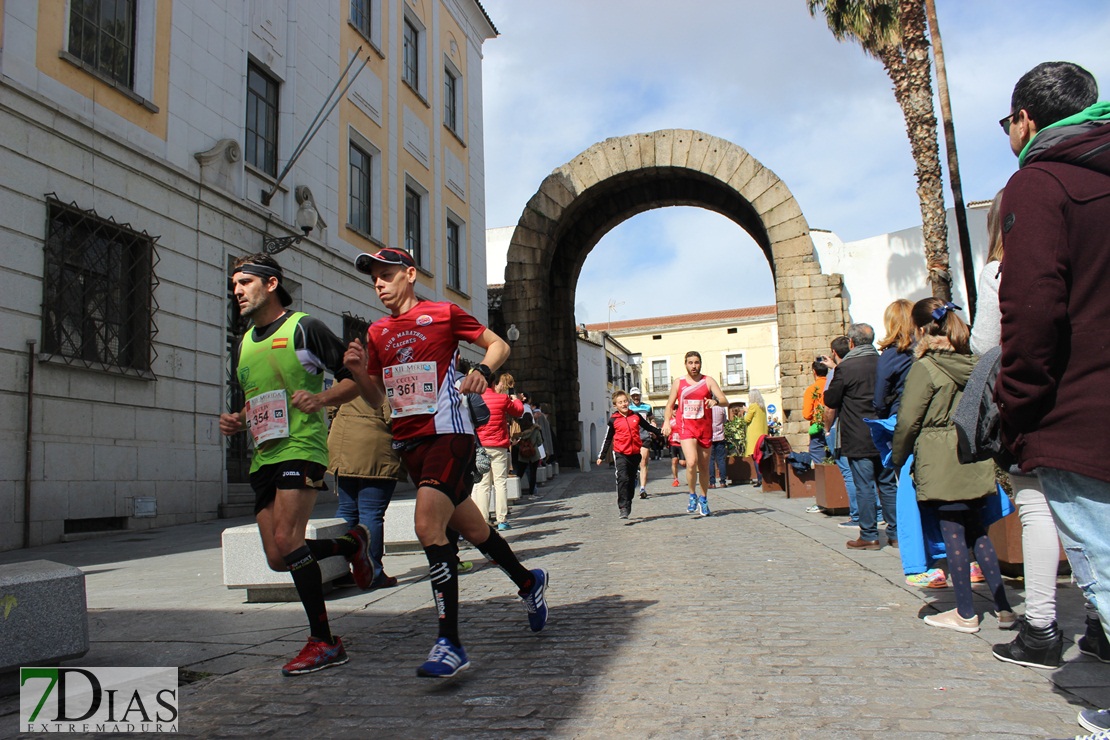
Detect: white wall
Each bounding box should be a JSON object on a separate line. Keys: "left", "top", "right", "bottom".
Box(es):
{"left": 576, "top": 338, "right": 610, "bottom": 464}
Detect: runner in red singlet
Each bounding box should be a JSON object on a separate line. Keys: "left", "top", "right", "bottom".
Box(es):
{"left": 343, "top": 248, "right": 549, "bottom": 679}
{"left": 662, "top": 351, "right": 728, "bottom": 517}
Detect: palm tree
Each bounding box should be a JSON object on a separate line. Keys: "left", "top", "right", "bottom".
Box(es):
{"left": 924, "top": 0, "right": 976, "bottom": 318}
{"left": 807, "top": 0, "right": 952, "bottom": 301}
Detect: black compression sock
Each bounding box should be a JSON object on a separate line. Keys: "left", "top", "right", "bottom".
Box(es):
{"left": 475, "top": 526, "right": 533, "bottom": 592}
{"left": 285, "top": 546, "right": 333, "bottom": 643}
{"left": 424, "top": 543, "right": 460, "bottom": 646}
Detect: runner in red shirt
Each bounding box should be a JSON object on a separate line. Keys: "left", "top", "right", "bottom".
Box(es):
{"left": 662, "top": 351, "right": 728, "bottom": 517}
{"left": 343, "top": 248, "right": 549, "bottom": 678}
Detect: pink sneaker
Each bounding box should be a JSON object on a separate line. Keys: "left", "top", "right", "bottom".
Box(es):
{"left": 970, "top": 562, "right": 986, "bottom": 583}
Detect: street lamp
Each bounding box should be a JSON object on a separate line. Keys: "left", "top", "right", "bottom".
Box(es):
{"left": 506, "top": 323, "right": 520, "bottom": 345}
{"left": 263, "top": 194, "right": 319, "bottom": 254}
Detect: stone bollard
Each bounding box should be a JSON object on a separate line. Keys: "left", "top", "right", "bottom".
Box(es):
{"left": 507, "top": 475, "right": 521, "bottom": 501}
{"left": 0, "top": 560, "right": 89, "bottom": 672}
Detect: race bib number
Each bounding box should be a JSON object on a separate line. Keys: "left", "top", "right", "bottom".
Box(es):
{"left": 383, "top": 362, "right": 438, "bottom": 417}
{"left": 682, "top": 399, "right": 705, "bottom": 420}
{"left": 246, "top": 389, "right": 290, "bottom": 444}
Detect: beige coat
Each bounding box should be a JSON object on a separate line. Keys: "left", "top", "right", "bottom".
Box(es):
{"left": 327, "top": 396, "right": 404, "bottom": 481}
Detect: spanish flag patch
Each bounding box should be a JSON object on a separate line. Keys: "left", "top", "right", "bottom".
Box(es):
{"left": 271, "top": 337, "right": 288, "bottom": 349}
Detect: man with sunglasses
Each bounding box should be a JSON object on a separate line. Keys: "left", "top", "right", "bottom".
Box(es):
{"left": 343, "top": 247, "right": 549, "bottom": 678}
{"left": 995, "top": 62, "right": 1110, "bottom": 735}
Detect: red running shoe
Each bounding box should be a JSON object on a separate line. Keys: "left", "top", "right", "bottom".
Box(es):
{"left": 348, "top": 524, "right": 376, "bottom": 589}
{"left": 282, "top": 636, "right": 349, "bottom": 676}
{"left": 671, "top": 478, "right": 680, "bottom": 487}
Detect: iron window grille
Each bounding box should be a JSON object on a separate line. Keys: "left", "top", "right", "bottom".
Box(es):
{"left": 402, "top": 19, "right": 419, "bottom": 91}
{"left": 444, "top": 67, "right": 458, "bottom": 132}
{"left": 68, "top": 0, "right": 136, "bottom": 88}
{"left": 405, "top": 186, "right": 422, "bottom": 268}
{"left": 446, "top": 218, "right": 461, "bottom": 289}
{"left": 349, "top": 142, "right": 372, "bottom": 234}
{"left": 246, "top": 61, "right": 279, "bottom": 176}
{"left": 41, "top": 195, "right": 159, "bottom": 377}
{"left": 342, "top": 312, "right": 371, "bottom": 345}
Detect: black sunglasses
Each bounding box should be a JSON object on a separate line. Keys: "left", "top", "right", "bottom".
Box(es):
{"left": 999, "top": 112, "right": 1014, "bottom": 134}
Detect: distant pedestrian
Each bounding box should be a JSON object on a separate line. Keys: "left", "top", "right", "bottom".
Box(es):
{"left": 597, "top": 390, "right": 664, "bottom": 521}
{"left": 628, "top": 387, "right": 654, "bottom": 498}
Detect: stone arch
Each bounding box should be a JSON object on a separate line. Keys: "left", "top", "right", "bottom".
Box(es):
{"left": 500, "top": 130, "right": 850, "bottom": 466}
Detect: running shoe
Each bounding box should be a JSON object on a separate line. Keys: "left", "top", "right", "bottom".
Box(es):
{"left": 520, "top": 568, "right": 549, "bottom": 632}
{"left": 805, "top": 504, "right": 822, "bottom": 513}
{"left": 348, "top": 524, "right": 376, "bottom": 590}
{"left": 698, "top": 496, "right": 711, "bottom": 517}
{"left": 672, "top": 478, "right": 681, "bottom": 487}
{"left": 497, "top": 522, "right": 511, "bottom": 531}
{"left": 457, "top": 560, "right": 474, "bottom": 574}
{"left": 970, "top": 561, "right": 986, "bottom": 583}
{"left": 416, "top": 637, "right": 470, "bottom": 677}
{"left": 281, "top": 636, "right": 349, "bottom": 676}
{"left": 687, "top": 493, "right": 698, "bottom": 513}
{"left": 639, "top": 488, "right": 648, "bottom": 499}
{"left": 905, "top": 568, "right": 948, "bottom": 589}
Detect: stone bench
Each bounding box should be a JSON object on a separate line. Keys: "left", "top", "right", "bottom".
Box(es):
{"left": 221, "top": 519, "right": 351, "bottom": 602}
{"left": 0, "top": 560, "right": 89, "bottom": 672}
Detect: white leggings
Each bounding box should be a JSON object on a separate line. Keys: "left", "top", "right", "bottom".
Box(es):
{"left": 1013, "top": 477, "right": 1058, "bottom": 629}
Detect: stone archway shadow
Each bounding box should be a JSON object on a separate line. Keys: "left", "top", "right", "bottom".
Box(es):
{"left": 500, "top": 130, "right": 850, "bottom": 466}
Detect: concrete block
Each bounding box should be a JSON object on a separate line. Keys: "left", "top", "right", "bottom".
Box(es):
{"left": 536, "top": 466, "right": 547, "bottom": 484}
{"left": 221, "top": 518, "right": 349, "bottom": 602}
{"left": 506, "top": 476, "right": 521, "bottom": 501}
{"left": 0, "top": 560, "right": 89, "bottom": 671}
{"left": 383, "top": 498, "right": 418, "bottom": 553}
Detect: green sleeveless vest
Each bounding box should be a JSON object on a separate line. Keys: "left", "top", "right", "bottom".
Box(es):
{"left": 237, "top": 312, "right": 327, "bottom": 472}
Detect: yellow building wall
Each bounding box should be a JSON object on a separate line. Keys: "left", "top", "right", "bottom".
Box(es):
{"left": 615, "top": 318, "right": 782, "bottom": 422}
{"left": 36, "top": 0, "right": 172, "bottom": 140}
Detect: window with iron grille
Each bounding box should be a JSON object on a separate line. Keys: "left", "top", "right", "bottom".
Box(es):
{"left": 349, "top": 142, "right": 372, "bottom": 234}
{"left": 403, "top": 18, "right": 419, "bottom": 91}
{"left": 350, "top": 0, "right": 371, "bottom": 38}
{"left": 246, "top": 61, "right": 279, "bottom": 176}
{"left": 651, "top": 360, "right": 668, "bottom": 391}
{"left": 68, "top": 0, "right": 136, "bottom": 88}
{"left": 41, "top": 196, "right": 159, "bottom": 377}
{"left": 446, "top": 217, "right": 461, "bottom": 290}
{"left": 444, "top": 67, "right": 458, "bottom": 132}
{"left": 342, "top": 312, "right": 371, "bottom": 345}
{"left": 405, "top": 186, "right": 422, "bottom": 268}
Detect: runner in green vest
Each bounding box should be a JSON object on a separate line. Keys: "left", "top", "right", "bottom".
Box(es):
{"left": 220, "top": 253, "right": 372, "bottom": 677}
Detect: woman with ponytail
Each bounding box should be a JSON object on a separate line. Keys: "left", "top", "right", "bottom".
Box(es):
{"left": 892, "top": 298, "right": 1015, "bottom": 634}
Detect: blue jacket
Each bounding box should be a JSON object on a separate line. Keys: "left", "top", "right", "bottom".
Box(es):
{"left": 874, "top": 347, "right": 913, "bottom": 419}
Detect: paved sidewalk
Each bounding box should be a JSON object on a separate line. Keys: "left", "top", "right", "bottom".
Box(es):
{"left": 2, "top": 463, "right": 1109, "bottom": 738}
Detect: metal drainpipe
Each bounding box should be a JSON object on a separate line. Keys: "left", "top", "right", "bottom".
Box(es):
{"left": 24, "top": 340, "right": 35, "bottom": 548}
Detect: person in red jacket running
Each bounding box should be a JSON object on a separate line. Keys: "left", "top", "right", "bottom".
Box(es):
{"left": 597, "top": 389, "right": 664, "bottom": 521}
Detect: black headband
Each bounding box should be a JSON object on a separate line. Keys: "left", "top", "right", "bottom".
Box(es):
{"left": 236, "top": 263, "right": 283, "bottom": 281}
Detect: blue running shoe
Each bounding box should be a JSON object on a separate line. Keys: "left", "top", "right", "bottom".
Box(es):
{"left": 687, "top": 493, "right": 698, "bottom": 513}
{"left": 416, "top": 637, "right": 470, "bottom": 677}
{"left": 698, "top": 496, "right": 711, "bottom": 517}
{"left": 521, "top": 568, "right": 549, "bottom": 632}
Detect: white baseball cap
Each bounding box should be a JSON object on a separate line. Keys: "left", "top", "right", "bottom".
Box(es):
{"left": 629, "top": 387, "right": 641, "bottom": 395}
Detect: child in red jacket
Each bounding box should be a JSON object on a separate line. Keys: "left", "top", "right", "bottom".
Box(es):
{"left": 597, "top": 390, "right": 664, "bottom": 521}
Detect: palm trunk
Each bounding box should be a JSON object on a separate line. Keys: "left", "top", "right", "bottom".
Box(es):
{"left": 924, "top": 0, "right": 976, "bottom": 317}
{"left": 881, "top": 0, "right": 951, "bottom": 301}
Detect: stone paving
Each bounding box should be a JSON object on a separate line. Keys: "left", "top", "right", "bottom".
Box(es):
{"left": 3, "top": 462, "right": 1109, "bottom": 738}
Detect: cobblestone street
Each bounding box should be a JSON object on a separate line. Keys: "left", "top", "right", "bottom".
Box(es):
{"left": 170, "top": 464, "right": 1108, "bottom": 738}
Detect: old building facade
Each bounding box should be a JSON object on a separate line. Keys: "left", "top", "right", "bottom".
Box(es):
{"left": 1, "top": 0, "right": 497, "bottom": 550}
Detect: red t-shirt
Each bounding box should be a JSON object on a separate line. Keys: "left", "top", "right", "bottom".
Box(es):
{"left": 365, "top": 300, "right": 486, "bottom": 441}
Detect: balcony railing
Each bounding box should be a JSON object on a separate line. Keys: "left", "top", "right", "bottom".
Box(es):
{"left": 647, "top": 377, "right": 672, "bottom": 396}
{"left": 720, "top": 371, "right": 749, "bottom": 390}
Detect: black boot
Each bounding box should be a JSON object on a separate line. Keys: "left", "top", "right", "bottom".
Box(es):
{"left": 1079, "top": 616, "right": 1110, "bottom": 663}
{"left": 992, "top": 620, "right": 1062, "bottom": 669}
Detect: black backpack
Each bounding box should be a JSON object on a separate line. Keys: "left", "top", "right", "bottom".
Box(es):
{"left": 953, "top": 346, "right": 1015, "bottom": 468}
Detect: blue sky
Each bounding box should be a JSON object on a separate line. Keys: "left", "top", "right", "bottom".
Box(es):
{"left": 479, "top": 1, "right": 1110, "bottom": 323}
